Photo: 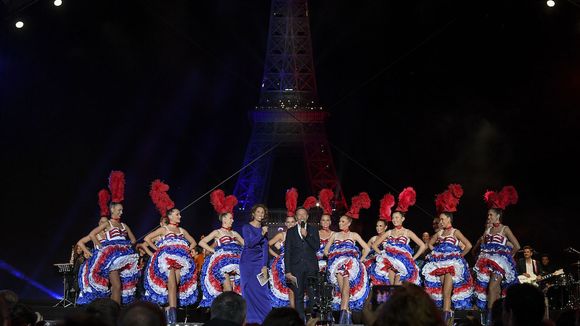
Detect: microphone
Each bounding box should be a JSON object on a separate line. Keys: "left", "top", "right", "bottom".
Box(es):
{"left": 300, "top": 220, "right": 306, "bottom": 228}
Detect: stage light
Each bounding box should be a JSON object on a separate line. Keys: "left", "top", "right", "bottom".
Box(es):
{"left": 547, "top": 0, "right": 555, "bottom": 7}
{"left": 15, "top": 21, "right": 24, "bottom": 28}
{"left": 54, "top": 0, "right": 62, "bottom": 6}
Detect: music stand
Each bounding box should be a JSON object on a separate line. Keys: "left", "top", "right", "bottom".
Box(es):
{"left": 53, "top": 263, "right": 74, "bottom": 307}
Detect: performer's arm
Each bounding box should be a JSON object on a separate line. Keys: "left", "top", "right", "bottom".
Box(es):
{"left": 123, "top": 223, "right": 137, "bottom": 245}
{"left": 354, "top": 232, "right": 370, "bottom": 261}
{"left": 76, "top": 235, "right": 93, "bottom": 258}
{"left": 144, "top": 228, "right": 164, "bottom": 252}
{"left": 408, "top": 230, "right": 426, "bottom": 260}
{"left": 323, "top": 232, "right": 336, "bottom": 257}
{"left": 181, "top": 228, "right": 197, "bottom": 251}
{"left": 198, "top": 230, "right": 218, "bottom": 254}
{"left": 233, "top": 231, "right": 245, "bottom": 246}
{"left": 471, "top": 235, "right": 483, "bottom": 258}
{"left": 503, "top": 226, "right": 521, "bottom": 256}
{"left": 454, "top": 230, "right": 472, "bottom": 257}
{"left": 89, "top": 223, "right": 108, "bottom": 248}
{"left": 372, "top": 232, "right": 389, "bottom": 253}
{"left": 428, "top": 232, "right": 438, "bottom": 251}
{"left": 366, "top": 236, "right": 377, "bottom": 252}
{"left": 138, "top": 242, "right": 155, "bottom": 257}
{"left": 268, "top": 232, "right": 283, "bottom": 258}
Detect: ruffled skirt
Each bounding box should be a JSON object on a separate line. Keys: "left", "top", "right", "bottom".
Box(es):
{"left": 422, "top": 243, "right": 473, "bottom": 309}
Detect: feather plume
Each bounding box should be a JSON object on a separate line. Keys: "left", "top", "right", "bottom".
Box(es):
{"left": 318, "top": 188, "right": 334, "bottom": 215}
{"left": 108, "top": 171, "right": 125, "bottom": 203}
{"left": 484, "top": 186, "right": 518, "bottom": 209}
{"left": 210, "top": 189, "right": 226, "bottom": 213}
{"left": 379, "top": 193, "right": 395, "bottom": 221}
{"left": 285, "top": 188, "right": 298, "bottom": 217}
{"left": 223, "top": 195, "right": 238, "bottom": 214}
{"left": 346, "top": 192, "right": 371, "bottom": 219}
{"left": 149, "top": 179, "right": 175, "bottom": 217}
{"left": 98, "top": 189, "right": 111, "bottom": 217}
{"left": 448, "top": 184, "right": 463, "bottom": 199}
{"left": 396, "top": 187, "right": 416, "bottom": 213}
{"left": 303, "top": 196, "right": 317, "bottom": 210}
{"left": 435, "top": 184, "right": 462, "bottom": 213}
{"left": 500, "top": 186, "right": 518, "bottom": 206}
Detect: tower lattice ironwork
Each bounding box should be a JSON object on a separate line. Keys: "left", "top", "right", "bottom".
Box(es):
{"left": 233, "top": 0, "right": 346, "bottom": 211}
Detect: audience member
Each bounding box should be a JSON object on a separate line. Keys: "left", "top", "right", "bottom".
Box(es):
{"left": 0, "top": 290, "right": 18, "bottom": 311}
{"left": 502, "top": 283, "right": 544, "bottom": 326}
{"left": 10, "top": 303, "right": 40, "bottom": 326}
{"left": 372, "top": 283, "right": 443, "bottom": 326}
{"left": 262, "top": 307, "right": 305, "bottom": 326}
{"left": 85, "top": 298, "right": 120, "bottom": 326}
{"left": 119, "top": 301, "right": 166, "bottom": 326}
{"left": 204, "top": 292, "right": 246, "bottom": 326}
{"left": 555, "top": 309, "right": 580, "bottom": 326}
{"left": 0, "top": 297, "right": 9, "bottom": 326}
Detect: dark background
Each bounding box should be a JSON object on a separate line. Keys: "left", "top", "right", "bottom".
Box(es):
{"left": 1, "top": 0, "right": 579, "bottom": 300}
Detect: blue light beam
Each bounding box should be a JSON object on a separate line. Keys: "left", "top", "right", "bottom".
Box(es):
{"left": 0, "top": 259, "right": 61, "bottom": 299}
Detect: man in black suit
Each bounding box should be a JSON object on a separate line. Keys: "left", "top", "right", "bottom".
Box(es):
{"left": 284, "top": 206, "right": 321, "bottom": 320}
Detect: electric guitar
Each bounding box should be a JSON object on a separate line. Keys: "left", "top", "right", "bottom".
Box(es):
{"left": 518, "top": 269, "right": 564, "bottom": 286}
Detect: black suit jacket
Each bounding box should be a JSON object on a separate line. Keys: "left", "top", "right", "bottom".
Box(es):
{"left": 284, "top": 223, "right": 320, "bottom": 275}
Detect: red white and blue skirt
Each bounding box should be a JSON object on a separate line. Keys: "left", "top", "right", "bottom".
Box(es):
{"left": 317, "top": 240, "right": 329, "bottom": 272}
{"left": 327, "top": 242, "right": 370, "bottom": 311}
{"left": 77, "top": 239, "right": 139, "bottom": 304}
{"left": 76, "top": 259, "right": 92, "bottom": 305}
{"left": 199, "top": 243, "right": 242, "bottom": 307}
{"left": 422, "top": 243, "right": 473, "bottom": 309}
{"left": 474, "top": 243, "right": 519, "bottom": 309}
{"left": 143, "top": 236, "right": 198, "bottom": 306}
{"left": 365, "top": 250, "right": 390, "bottom": 286}
{"left": 376, "top": 243, "right": 421, "bottom": 285}
{"left": 269, "top": 247, "right": 291, "bottom": 307}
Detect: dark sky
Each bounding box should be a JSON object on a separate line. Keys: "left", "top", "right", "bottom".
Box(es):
{"left": 1, "top": 0, "right": 579, "bottom": 299}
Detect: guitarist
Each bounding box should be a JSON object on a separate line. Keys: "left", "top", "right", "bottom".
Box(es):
{"left": 517, "top": 246, "right": 543, "bottom": 283}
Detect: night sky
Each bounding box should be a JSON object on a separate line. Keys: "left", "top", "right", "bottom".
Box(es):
{"left": 1, "top": 0, "right": 579, "bottom": 300}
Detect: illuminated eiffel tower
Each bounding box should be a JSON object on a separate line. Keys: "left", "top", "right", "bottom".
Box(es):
{"left": 233, "top": 0, "right": 346, "bottom": 211}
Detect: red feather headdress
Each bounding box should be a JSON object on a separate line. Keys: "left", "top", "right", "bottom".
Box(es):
{"left": 346, "top": 192, "right": 371, "bottom": 219}
{"left": 379, "top": 193, "right": 395, "bottom": 221}
{"left": 318, "top": 188, "right": 334, "bottom": 215}
{"left": 108, "top": 171, "right": 125, "bottom": 203}
{"left": 435, "top": 184, "right": 463, "bottom": 214}
{"left": 484, "top": 185, "right": 518, "bottom": 210}
{"left": 303, "top": 196, "right": 317, "bottom": 210}
{"left": 149, "top": 179, "right": 175, "bottom": 217}
{"left": 98, "top": 189, "right": 111, "bottom": 217}
{"left": 285, "top": 188, "right": 298, "bottom": 217}
{"left": 396, "top": 187, "right": 417, "bottom": 213}
{"left": 210, "top": 189, "right": 238, "bottom": 215}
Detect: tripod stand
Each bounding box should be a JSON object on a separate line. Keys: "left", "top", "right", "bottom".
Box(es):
{"left": 308, "top": 269, "right": 334, "bottom": 323}
{"left": 53, "top": 263, "right": 75, "bottom": 307}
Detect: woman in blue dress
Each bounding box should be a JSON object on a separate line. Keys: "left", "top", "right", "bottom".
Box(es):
{"left": 240, "top": 204, "right": 272, "bottom": 324}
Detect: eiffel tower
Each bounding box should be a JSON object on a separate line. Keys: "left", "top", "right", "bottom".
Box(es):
{"left": 233, "top": 0, "right": 346, "bottom": 211}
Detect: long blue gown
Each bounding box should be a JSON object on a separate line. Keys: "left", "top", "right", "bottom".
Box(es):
{"left": 240, "top": 223, "right": 272, "bottom": 324}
